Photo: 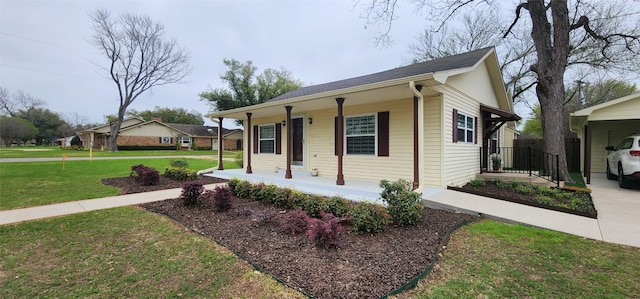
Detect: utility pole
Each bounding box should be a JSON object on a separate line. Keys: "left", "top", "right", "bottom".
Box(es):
{"left": 575, "top": 80, "right": 587, "bottom": 109}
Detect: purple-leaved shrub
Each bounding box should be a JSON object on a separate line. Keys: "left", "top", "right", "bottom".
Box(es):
{"left": 280, "top": 208, "right": 309, "bottom": 235}
{"left": 305, "top": 211, "right": 348, "bottom": 248}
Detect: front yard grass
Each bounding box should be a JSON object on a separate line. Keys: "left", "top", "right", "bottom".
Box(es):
{"left": 0, "top": 146, "right": 238, "bottom": 158}
{"left": 0, "top": 207, "right": 304, "bottom": 298}
{"left": 398, "top": 220, "right": 640, "bottom": 298}
{"left": 0, "top": 159, "right": 238, "bottom": 210}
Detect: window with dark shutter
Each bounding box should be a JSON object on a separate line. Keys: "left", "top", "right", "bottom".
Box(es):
{"left": 275, "top": 123, "right": 282, "bottom": 155}
{"left": 452, "top": 109, "right": 458, "bottom": 143}
{"left": 334, "top": 117, "right": 338, "bottom": 156}
{"left": 253, "top": 125, "right": 258, "bottom": 154}
{"left": 377, "top": 111, "right": 389, "bottom": 156}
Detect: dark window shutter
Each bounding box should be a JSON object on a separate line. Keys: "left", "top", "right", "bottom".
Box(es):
{"left": 159, "top": 137, "right": 162, "bottom": 144}
{"left": 253, "top": 125, "right": 258, "bottom": 154}
{"left": 334, "top": 116, "right": 338, "bottom": 156}
{"left": 474, "top": 117, "right": 478, "bottom": 144}
{"left": 275, "top": 123, "right": 282, "bottom": 155}
{"left": 170, "top": 137, "right": 173, "bottom": 144}
{"left": 452, "top": 109, "right": 458, "bottom": 143}
{"left": 378, "top": 111, "right": 389, "bottom": 156}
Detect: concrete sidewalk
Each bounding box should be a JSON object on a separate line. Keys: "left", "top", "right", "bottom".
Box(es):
{"left": 0, "top": 183, "right": 226, "bottom": 226}
{"left": 0, "top": 179, "right": 636, "bottom": 248}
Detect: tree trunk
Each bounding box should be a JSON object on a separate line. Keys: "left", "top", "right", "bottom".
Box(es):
{"left": 107, "top": 106, "right": 127, "bottom": 152}
{"left": 528, "top": 0, "right": 572, "bottom": 182}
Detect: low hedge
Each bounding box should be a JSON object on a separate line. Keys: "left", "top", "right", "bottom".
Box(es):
{"left": 117, "top": 145, "right": 177, "bottom": 151}
{"left": 227, "top": 178, "right": 392, "bottom": 234}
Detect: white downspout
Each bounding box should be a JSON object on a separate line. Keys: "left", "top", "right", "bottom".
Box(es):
{"left": 197, "top": 118, "right": 221, "bottom": 175}
{"left": 409, "top": 81, "right": 425, "bottom": 194}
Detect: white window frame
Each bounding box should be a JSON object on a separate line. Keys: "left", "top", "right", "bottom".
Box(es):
{"left": 259, "top": 124, "right": 275, "bottom": 154}
{"left": 180, "top": 137, "right": 191, "bottom": 144}
{"left": 345, "top": 113, "right": 377, "bottom": 155}
{"left": 456, "top": 112, "right": 475, "bottom": 143}
{"left": 161, "top": 137, "right": 172, "bottom": 144}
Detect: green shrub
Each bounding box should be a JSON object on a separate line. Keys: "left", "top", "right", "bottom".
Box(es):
{"left": 234, "top": 180, "right": 253, "bottom": 199}
{"left": 163, "top": 166, "right": 198, "bottom": 181}
{"left": 535, "top": 195, "right": 554, "bottom": 206}
{"left": 257, "top": 184, "right": 280, "bottom": 205}
{"left": 272, "top": 188, "right": 296, "bottom": 209}
{"left": 319, "top": 196, "right": 350, "bottom": 217}
{"left": 302, "top": 195, "right": 325, "bottom": 218}
{"left": 379, "top": 179, "right": 423, "bottom": 227}
{"left": 348, "top": 202, "right": 389, "bottom": 234}
{"left": 537, "top": 186, "right": 561, "bottom": 197}
{"left": 227, "top": 178, "right": 240, "bottom": 195}
{"left": 515, "top": 184, "right": 536, "bottom": 195}
{"left": 169, "top": 159, "right": 189, "bottom": 168}
{"left": 468, "top": 179, "right": 486, "bottom": 187}
{"left": 495, "top": 179, "right": 514, "bottom": 190}
{"left": 249, "top": 182, "right": 266, "bottom": 201}
{"left": 234, "top": 151, "right": 243, "bottom": 168}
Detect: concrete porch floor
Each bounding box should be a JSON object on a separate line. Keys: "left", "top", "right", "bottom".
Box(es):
{"left": 205, "top": 169, "right": 445, "bottom": 205}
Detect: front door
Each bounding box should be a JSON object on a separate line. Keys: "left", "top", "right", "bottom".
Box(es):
{"left": 292, "top": 117, "right": 304, "bottom": 166}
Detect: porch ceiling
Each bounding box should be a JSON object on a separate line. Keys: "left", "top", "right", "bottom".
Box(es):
{"left": 208, "top": 78, "right": 441, "bottom": 120}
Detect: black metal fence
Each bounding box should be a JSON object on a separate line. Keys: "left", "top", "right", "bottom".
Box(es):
{"left": 480, "top": 146, "right": 560, "bottom": 187}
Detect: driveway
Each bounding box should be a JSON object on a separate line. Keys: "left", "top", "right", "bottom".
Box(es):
{"left": 589, "top": 173, "right": 640, "bottom": 247}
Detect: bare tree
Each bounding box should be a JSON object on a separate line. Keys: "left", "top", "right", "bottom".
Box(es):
{"left": 90, "top": 9, "right": 190, "bottom": 152}
{"left": 0, "top": 87, "right": 46, "bottom": 119}
{"left": 362, "top": 0, "right": 640, "bottom": 181}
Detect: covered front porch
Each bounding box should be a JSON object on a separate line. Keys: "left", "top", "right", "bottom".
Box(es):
{"left": 205, "top": 169, "right": 445, "bottom": 204}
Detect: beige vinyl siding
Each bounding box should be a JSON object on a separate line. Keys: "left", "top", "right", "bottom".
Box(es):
{"left": 439, "top": 87, "right": 482, "bottom": 187}
{"left": 423, "top": 95, "right": 443, "bottom": 187}
{"left": 342, "top": 99, "right": 413, "bottom": 182}
{"left": 447, "top": 61, "right": 501, "bottom": 108}
{"left": 119, "top": 123, "right": 178, "bottom": 137}
{"left": 305, "top": 98, "right": 415, "bottom": 182}
{"left": 247, "top": 116, "right": 288, "bottom": 172}
{"left": 587, "top": 97, "right": 640, "bottom": 121}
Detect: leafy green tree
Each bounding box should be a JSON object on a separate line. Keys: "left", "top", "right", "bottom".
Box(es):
{"left": 520, "top": 104, "right": 542, "bottom": 139}
{"left": 17, "top": 108, "right": 66, "bottom": 145}
{"left": 127, "top": 107, "right": 204, "bottom": 125}
{"left": 0, "top": 116, "right": 38, "bottom": 146}
{"left": 199, "top": 59, "right": 303, "bottom": 124}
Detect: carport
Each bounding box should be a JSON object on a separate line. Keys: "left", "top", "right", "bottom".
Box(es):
{"left": 570, "top": 92, "right": 640, "bottom": 184}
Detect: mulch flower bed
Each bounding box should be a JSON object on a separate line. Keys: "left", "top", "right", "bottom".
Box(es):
{"left": 448, "top": 180, "right": 597, "bottom": 218}
{"left": 103, "top": 176, "right": 476, "bottom": 298}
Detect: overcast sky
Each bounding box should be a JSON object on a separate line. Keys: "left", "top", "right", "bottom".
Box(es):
{"left": 1, "top": 0, "right": 431, "bottom": 128}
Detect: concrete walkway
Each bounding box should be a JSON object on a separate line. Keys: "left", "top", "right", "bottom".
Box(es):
{"left": 0, "top": 155, "right": 217, "bottom": 163}
{"left": 0, "top": 175, "right": 637, "bottom": 248}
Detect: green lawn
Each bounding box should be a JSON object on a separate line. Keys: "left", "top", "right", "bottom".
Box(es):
{"left": 0, "top": 207, "right": 304, "bottom": 298}
{"left": 0, "top": 146, "right": 239, "bottom": 158}
{"left": 0, "top": 159, "right": 238, "bottom": 210}
{"left": 399, "top": 220, "right": 640, "bottom": 298}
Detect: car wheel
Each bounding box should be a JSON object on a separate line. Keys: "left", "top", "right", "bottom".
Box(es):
{"left": 618, "top": 164, "right": 631, "bottom": 189}
{"left": 606, "top": 161, "right": 617, "bottom": 180}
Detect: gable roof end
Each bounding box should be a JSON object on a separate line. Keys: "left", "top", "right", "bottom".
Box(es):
{"left": 268, "top": 47, "right": 495, "bottom": 103}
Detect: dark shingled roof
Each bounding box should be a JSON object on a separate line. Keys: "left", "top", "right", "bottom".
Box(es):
{"left": 165, "top": 123, "right": 232, "bottom": 137}
{"left": 268, "top": 47, "right": 493, "bottom": 103}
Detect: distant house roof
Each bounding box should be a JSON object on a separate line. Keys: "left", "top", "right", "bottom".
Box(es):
{"left": 268, "top": 47, "right": 494, "bottom": 103}
{"left": 165, "top": 123, "right": 234, "bottom": 137}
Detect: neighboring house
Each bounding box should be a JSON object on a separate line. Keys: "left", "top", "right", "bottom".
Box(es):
{"left": 206, "top": 47, "right": 519, "bottom": 188}
{"left": 78, "top": 116, "right": 242, "bottom": 150}
{"left": 55, "top": 136, "right": 75, "bottom": 147}
{"left": 570, "top": 92, "right": 640, "bottom": 183}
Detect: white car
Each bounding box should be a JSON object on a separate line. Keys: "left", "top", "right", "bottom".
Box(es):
{"left": 606, "top": 134, "right": 640, "bottom": 189}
